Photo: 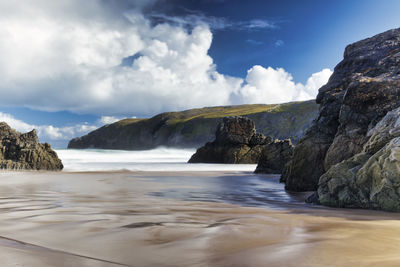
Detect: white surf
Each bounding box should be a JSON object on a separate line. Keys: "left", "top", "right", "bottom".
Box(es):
{"left": 56, "top": 148, "right": 257, "bottom": 172}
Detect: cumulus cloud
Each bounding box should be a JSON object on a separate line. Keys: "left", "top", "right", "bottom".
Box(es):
{"left": 236, "top": 67, "right": 332, "bottom": 104}
{"left": 0, "top": 0, "right": 331, "bottom": 118}
{"left": 0, "top": 112, "right": 97, "bottom": 142}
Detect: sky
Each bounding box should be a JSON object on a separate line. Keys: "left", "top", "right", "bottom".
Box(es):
{"left": 0, "top": 0, "right": 399, "bottom": 148}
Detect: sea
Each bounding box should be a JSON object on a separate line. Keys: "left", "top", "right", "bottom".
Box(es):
{"left": 56, "top": 148, "right": 257, "bottom": 172}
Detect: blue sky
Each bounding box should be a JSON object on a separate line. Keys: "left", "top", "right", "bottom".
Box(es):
{"left": 0, "top": 0, "right": 399, "bottom": 147}
{"left": 171, "top": 0, "right": 400, "bottom": 82}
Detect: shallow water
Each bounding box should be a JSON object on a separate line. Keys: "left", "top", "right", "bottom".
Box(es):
{"left": 1, "top": 170, "right": 400, "bottom": 266}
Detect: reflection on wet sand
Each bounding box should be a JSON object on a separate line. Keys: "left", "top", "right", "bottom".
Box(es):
{"left": 0, "top": 171, "right": 400, "bottom": 266}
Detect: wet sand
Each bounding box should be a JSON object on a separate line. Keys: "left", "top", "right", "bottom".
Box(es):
{"left": 1, "top": 171, "right": 400, "bottom": 266}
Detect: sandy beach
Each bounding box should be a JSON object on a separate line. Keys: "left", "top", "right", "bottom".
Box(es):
{"left": 0, "top": 171, "right": 399, "bottom": 266}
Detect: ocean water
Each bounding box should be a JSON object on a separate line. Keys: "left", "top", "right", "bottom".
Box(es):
{"left": 56, "top": 148, "right": 258, "bottom": 172}
{"left": 55, "top": 148, "right": 307, "bottom": 210}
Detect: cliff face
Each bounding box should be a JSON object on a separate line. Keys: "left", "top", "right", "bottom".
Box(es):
{"left": 0, "top": 122, "right": 63, "bottom": 170}
{"left": 318, "top": 107, "right": 400, "bottom": 211}
{"left": 284, "top": 28, "right": 400, "bottom": 191}
{"left": 68, "top": 100, "right": 318, "bottom": 150}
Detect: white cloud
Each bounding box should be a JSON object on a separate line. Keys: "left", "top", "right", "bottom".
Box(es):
{"left": 99, "top": 116, "right": 125, "bottom": 125}
{"left": 0, "top": 112, "right": 97, "bottom": 142}
{"left": 244, "top": 19, "right": 276, "bottom": 30}
{"left": 0, "top": 0, "right": 331, "bottom": 119}
{"left": 236, "top": 66, "right": 332, "bottom": 104}
{"left": 301, "top": 68, "right": 333, "bottom": 98}
{"left": 149, "top": 13, "right": 276, "bottom": 31}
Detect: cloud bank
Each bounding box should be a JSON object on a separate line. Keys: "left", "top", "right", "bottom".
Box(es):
{"left": 0, "top": 0, "right": 332, "bottom": 118}
{"left": 0, "top": 112, "right": 97, "bottom": 142}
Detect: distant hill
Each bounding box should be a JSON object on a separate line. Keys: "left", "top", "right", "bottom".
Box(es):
{"left": 68, "top": 100, "right": 319, "bottom": 150}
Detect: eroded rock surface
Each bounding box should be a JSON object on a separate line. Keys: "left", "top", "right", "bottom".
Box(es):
{"left": 0, "top": 122, "right": 63, "bottom": 170}
{"left": 254, "top": 139, "right": 293, "bottom": 174}
{"left": 283, "top": 28, "right": 400, "bottom": 191}
{"left": 317, "top": 107, "right": 400, "bottom": 211}
{"left": 188, "top": 116, "right": 271, "bottom": 164}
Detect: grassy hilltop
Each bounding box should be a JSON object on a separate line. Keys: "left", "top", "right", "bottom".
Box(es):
{"left": 68, "top": 100, "right": 319, "bottom": 150}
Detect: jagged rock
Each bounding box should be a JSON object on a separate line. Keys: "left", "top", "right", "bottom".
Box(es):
{"left": 215, "top": 116, "right": 256, "bottom": 145}
{"left": 188, "top": 142, "right": 264, "bottom": 164}
{"left": 283, "top": 28, "right": 400, "bottom": 191}
{"left": 250, "top": 133, "right": 272, "bottom": 147}
{"left": 254, "top": 139, "right": 293, "bottom": 174}
{"left": 188, "top": 116, "right": 269, "bottom": 164}
{"left": 0, "top": 122, "right": 63, "bottom": 170}
{"left": 317, "top": 107, "right": 400, "bottom": 211}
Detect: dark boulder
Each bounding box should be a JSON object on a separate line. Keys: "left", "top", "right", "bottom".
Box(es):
{"left": 189, "top": 116, "right": 268, "bottom": 164}
{"left": 0, "top": 122, "right": 63, "bottom": 170}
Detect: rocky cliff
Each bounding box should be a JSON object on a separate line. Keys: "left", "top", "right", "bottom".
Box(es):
{"left": 317, "top": 107, "right": 400, "bottom": 211}
{"left": 283, "top": 28, "right": 400, "bottom": 192}
{"left": 188, "top": 116, "right": 270, "bottom": 164}
{"left": 68, "top": 100, "right": 318, "bottom": 150}
{"left": 0, "top": 122, "right": 63, "bottom": 170}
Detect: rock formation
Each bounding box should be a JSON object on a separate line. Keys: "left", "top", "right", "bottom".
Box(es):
{"left": 0, "top": 122, "right": 63, "bottom": 170}
{"left": 283, "top": 28, "right": 400, "bottom": 192}
{"left": 317, "top": 107, "right": 400, "bottom": 211}
{"left": 188, "top": 116, "right": 271, "bottom": 164}
{"left": 68, "top": 100, "right": 318, "bottom": 150}
{"left": 254, "top": 139, "right": 294, "bottom": 174}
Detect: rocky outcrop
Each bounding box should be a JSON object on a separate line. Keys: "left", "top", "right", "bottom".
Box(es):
{"left": 283, "top": 28, "right": 400, "bottom": 191}
{"left": 68, "top": 100, "right": 318, "bottom": 150}
{"left": 0, "top": 122, "right": 63, "bottom": 170}
{"left": 188, "top": 117, "right": 271, "bottom": 163}
{"left": 317, "top": 107, "right": 400, "bottom": 211}
{"left": 254, "top": 139, "right": 294, "bottom": 174}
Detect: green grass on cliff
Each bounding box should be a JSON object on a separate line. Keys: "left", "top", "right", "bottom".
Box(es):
{"left": 112, "top": 101, "right": 313, "bottom": 128}
{"left": 114, "top": 118, "right": 145, "bottom": 127}
{"left": 166, "top": 104, "right": 280, "bottom": 124}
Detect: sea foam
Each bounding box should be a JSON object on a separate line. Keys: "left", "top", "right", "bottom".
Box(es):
{"left": 56, "top": 148, "right": 257, "bottom": 172}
